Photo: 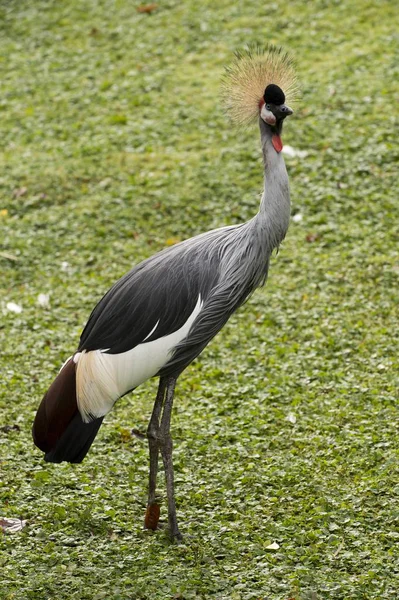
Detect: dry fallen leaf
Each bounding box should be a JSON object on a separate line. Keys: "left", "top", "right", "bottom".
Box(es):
{"left": 119, "top": 428, "right": 133, "bottom": 442}
{"left": 0, "top": 251, "right": 18, "bottom": 261}
{"left": 0, "top": 424, "right": 20, "bottom": 433}
{"left": 6, "top": 302, "right": 23, "bottom": 314}
{"left": 37, "top": 293, "right": 50, "bottom": 308}
{"left": 306, "top": 232, "right": 320, "bottom": 243}
{"left": 282, "top": 145, "right": 308, "bottom": 158}
{"left": 137, "top": 3, "right": 158, "bottom": 14}
{"left": 13, "top": 187, "right": 28, "bottom": 198}
{"left": 0, "top": 518, "right": 27, "bottom": 534}
{"left": 165, "top": 237, "right": 180, "bottom": 246}
{"left": 265, "top": 541, "right": 280, "bottom": 550}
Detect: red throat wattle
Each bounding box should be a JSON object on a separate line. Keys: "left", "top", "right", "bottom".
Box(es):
{"left": 272, "top": 134, "right": 283, "bottom": 153}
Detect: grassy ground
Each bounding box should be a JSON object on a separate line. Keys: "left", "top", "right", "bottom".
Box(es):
{"left": 1, "top": 0, "right": 398, "bottom": 598}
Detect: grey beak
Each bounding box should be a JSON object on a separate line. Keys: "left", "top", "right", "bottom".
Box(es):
{"left": 279, "top": 104, "right": 293, "bottom": 118}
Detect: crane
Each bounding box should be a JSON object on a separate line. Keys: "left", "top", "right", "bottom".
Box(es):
{"left": 33, "top": 46, "right": 298, "bottom": 541}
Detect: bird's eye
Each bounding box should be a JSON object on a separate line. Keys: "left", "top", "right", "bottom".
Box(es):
{"left": 266, "top": 104, "right": 271, "bottom": 111}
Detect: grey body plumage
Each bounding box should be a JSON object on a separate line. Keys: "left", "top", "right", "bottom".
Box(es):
{"left": 32, "top": 48, "right": 296, "bottom": 540}
{"left": 80, "top": 119, "right": 290, "bottom": 378}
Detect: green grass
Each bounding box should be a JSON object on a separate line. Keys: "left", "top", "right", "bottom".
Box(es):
{"left": 1, "top": 0, "right": 398, "bottom": 598}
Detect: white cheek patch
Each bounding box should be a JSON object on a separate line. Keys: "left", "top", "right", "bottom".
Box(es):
{"left": 260, "top": 105, "right": 276, "bottom": 125}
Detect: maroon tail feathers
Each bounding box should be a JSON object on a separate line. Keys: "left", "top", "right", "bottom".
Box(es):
{"left": 32, "top": 358, "right": 103, "bottom": 464}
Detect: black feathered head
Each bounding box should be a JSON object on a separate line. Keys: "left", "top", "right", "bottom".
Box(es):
{"left": 263, "top": 83, "right": 285, "bottom": 106}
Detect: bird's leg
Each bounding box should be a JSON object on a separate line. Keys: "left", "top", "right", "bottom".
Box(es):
{"left": 145, "top": 377, "right": 166, "bottom": 530}
{"left": 159, "top": 376, "right": 182, "bottom": 541}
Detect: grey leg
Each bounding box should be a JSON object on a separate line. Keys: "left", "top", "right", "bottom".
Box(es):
{"left": 145, "top": 377, "right": 166, "bottom": 529}
{"left": 159, "top": 376, "right": 182, "bottom": 541}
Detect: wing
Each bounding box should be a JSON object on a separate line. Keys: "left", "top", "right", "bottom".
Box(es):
{"left": 74, "top": 222, "right": 268, "bottom": 420}
{"left": 78, "top": 238, "right": 220, "bottom": 354}
{"left": 160, "top": 256, "right": 270, "bottom": 376}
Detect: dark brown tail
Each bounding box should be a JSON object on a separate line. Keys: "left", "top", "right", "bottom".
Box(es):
{"left": 32, "top": 358, "right": 103, "bottom": 463}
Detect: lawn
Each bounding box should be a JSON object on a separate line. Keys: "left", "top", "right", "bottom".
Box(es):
{"left": 1, "top": 0, "right": 398, "bottom": 598}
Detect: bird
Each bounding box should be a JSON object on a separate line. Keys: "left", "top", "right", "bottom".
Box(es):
{"left": 32, "top": 45, "right": 298, "bottom": 541}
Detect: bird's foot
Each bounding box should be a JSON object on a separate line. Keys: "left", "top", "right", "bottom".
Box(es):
{"left": 131, "top": 428, "right": 146, "bottom": 440}
{"left": 172, "top": 530, "right": 184, "bottom": 544}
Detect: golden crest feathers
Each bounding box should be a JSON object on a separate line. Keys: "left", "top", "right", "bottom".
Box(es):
{"left": 221, "top": 45, "right": 299, "bottom": 126}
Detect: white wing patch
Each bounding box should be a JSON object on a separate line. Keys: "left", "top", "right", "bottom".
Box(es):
{"left": 75, "top": 295, "right": 203, "bottom": 422}
{"left": 142, "top": 319, "right": 160, "bottom": 342}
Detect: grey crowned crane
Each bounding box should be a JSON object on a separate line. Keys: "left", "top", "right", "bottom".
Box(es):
{"left": 33, "top": 46, "right": 298, "bottom": 541}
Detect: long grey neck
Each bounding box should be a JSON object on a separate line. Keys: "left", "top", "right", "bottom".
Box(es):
{"left": 252, "top": 118, "right": 291, "bottom": 251}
